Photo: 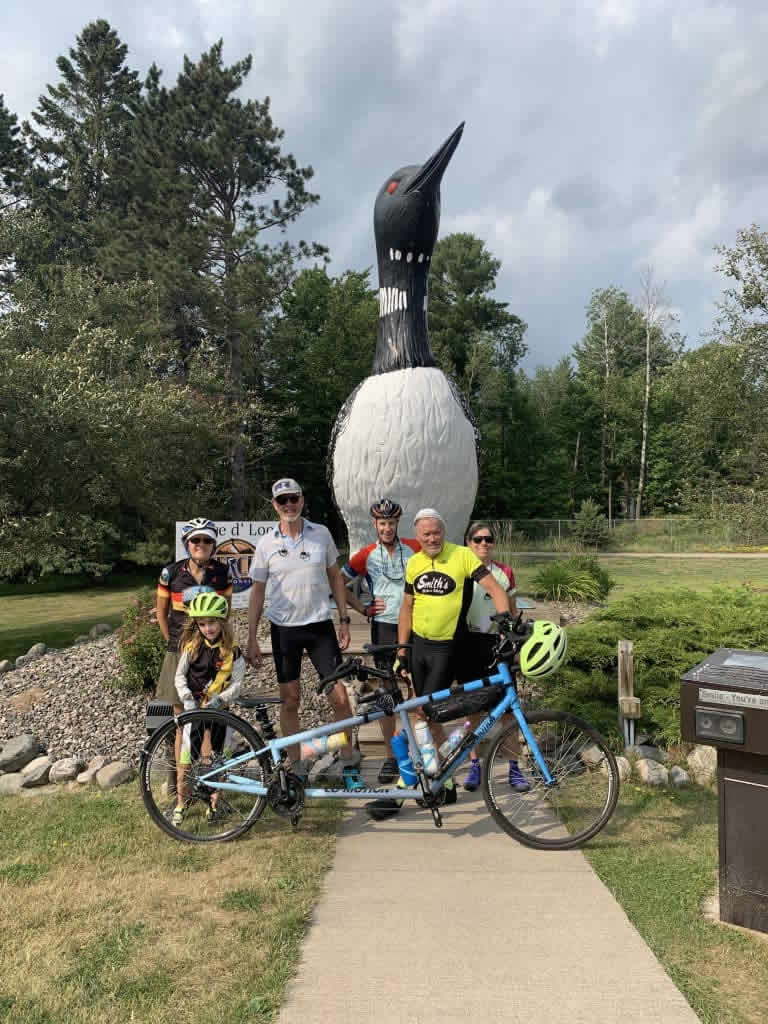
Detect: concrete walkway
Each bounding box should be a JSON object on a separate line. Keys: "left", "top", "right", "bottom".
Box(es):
{"left": 279, "top": 790, "right": 700, "bottom": 1024}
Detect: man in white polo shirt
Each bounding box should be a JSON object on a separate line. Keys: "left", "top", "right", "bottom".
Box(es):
{"left": 247, "top": 478, "right": 363, "bottom": 789}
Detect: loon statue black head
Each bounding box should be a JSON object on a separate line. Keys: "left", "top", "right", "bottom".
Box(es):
{"left": 372, "top": 122, "right": 464, "bottom": 374}
{"left": 330, "top": 120, "right": 477, "bottom": 553}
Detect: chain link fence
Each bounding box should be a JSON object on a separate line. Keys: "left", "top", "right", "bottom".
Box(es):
{"left": 484, "top": 518, "right": 768, "bottom": 553}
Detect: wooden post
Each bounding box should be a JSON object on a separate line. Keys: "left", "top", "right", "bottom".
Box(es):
{"left": 618, "top": 639, "right": 641, "bottom": 748}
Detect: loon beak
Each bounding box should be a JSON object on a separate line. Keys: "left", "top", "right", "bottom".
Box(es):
{"left": 403, "top": 122, "right": 465, "bottom": 196}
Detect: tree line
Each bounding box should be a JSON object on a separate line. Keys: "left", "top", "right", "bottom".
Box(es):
{"left": 1, "top": 20, "right": 766, "bottom": 580}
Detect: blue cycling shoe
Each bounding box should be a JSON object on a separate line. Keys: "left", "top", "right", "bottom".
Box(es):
{"left": 508, "top": 760, "right": 531, "bottom": 792}
{"left": 464, "top": 759, "right": 482, "bottom": 791}
{"left": 343, "top": 766, "right": 365, "bottom": 792}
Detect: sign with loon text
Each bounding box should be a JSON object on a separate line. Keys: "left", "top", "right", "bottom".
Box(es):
{"left": 699, "top": 687, "right": 768, "bottom": 712}
{"left": 175, "top": 521, "right": 275, "bottom": 609}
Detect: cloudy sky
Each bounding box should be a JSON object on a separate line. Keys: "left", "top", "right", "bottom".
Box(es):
{"left": 3, "top": 0, "right": 767, "bottom": 368}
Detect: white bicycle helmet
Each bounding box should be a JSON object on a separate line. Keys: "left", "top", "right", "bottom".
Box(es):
{"left": 180, "top": 518, "right": 218, "bottom": 547}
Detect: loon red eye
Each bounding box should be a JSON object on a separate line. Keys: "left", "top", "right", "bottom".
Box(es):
{"left": 386, "top": 180, "right": 398, "bottom": 194}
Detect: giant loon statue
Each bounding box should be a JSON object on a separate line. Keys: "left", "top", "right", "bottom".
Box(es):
{"left": 330, "top": 122, "right": 478, "bottom": 551}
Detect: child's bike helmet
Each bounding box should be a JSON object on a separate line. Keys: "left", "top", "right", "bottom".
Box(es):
{"left": 187, "top": 592, "right": 228, "bottom": 619}
{"left": 518, "top": 620, "right": 567, "bottom": 678}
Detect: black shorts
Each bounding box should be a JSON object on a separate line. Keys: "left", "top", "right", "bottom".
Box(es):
{"left": 370, "top": 620, "right": 398, "bottom": 673}
{"left": 411, "top": 633, "right": 456, "bottom": 697}
{"left": 455, "top": 632, "right": 497, "bottom": 684}
{"left": 270, "top": 620, "right": 341, "bottom": 685}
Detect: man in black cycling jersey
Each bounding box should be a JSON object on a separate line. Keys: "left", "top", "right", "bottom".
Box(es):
{"left": 366, "top": 508, "right": 509, "bottom": 819}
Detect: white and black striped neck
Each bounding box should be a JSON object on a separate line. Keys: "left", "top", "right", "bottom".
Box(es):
{"left": 370, "top": 122, "right": 464, "bottom": 375}
{"left": 373, "top": 247, "right": 434, "bottom": 373}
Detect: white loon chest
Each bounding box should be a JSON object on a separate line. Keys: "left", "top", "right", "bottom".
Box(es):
{"left": 331, "top": 367, "right": 477, "bottom": 551}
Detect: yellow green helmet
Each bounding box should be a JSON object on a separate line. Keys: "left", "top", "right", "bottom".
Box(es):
{"left": 519, "top": 620, "right": 567, "bottom": 678}
{"left": 187, "top": 592, "right": 228, "bottom": 619}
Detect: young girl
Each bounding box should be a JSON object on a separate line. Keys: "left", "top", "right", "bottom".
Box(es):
{"left": 172, "top": 591, "right": 244, "bottom": 824}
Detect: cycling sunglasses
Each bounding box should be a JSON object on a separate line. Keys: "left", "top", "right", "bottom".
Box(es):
{"left": 275, "top": 494, "right": 301, "bottom": 506}
{"left": 188, "top": 536, "right": 215, "bottom": 546}
{"left": 471, "top": 535, "right": 494, "bottom": 544}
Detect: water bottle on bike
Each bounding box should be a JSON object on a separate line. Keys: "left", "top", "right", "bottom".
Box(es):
{"left": 414, "top": 721, "right": 439, "bottom": 776}
{"left": 390, "top": 732, "right": 417, "bottom": 786}
{"left": 300, "top": 732, "right": 348, "bottom": 761}
{"left": 438, "top": 720, "right": 471, "bottom": 759}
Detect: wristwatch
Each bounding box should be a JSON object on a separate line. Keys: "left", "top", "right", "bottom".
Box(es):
{"left": 338, "top": 616, "right": 351, "bottom": 624}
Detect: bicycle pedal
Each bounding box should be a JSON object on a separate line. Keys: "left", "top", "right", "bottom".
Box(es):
{"left": 430, "top": 805, "right": 443, "bottom": 829}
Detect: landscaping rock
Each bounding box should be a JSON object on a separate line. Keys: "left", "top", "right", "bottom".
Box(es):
{"left": 670, "top": 766, "right": 690, "bottom": 787}
{"left": 74, "top": 635, "right": 90, "bottom": 645}
{"left": 21, "top": 755, "right": 52, "bottom": 788}
{"left": 602, "top": 755, "right": 631, "bottom": 782}
{"left": 636, "top": 758, "right": 669, "bottom": 786}
{"left": 0, "top": 773, "right": 25, "bottom": 796}
{"left": 581, "top": 744, "right": 605, "bottom": 767}
{"left": 26, "top": 643, "right": 47, "bottom": 661}
{"left": 626, "top": 744, "right": 669, "bottom": 764}
{"left": 89, "top": 623, "right": 113, "bottom": 640}
{"left": 0, "top": 733, "right": 41, "bottom": 772}
{"left": 688, "top": 744, "right": 717, "bottom": 785}
{"left": 77, "top": 755, "right": 110, "bottom": 785}
{"left": 0, "top": 660, "right": 11, "bottom": 674}
{"left": 49, "top": 757, "right": 84, "bottom": 783}
{"left": 96, "top": 761, "right": 134, "bottom": 790}
{"left": 15, "top": 655, "right": 28, "bottom": 669}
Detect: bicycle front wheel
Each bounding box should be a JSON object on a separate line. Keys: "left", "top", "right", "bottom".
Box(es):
{"left": 140, "top": 709, "right": 270, "bottom": 843}
{"left": 483, "top": 711, "right": 619, "bottom": 850}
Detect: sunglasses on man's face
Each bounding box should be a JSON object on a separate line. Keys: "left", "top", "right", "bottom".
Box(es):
{"left": 188, "top": 536, "right": 214, "bottom": 546}
{"left": 471, "top": 535, "right": 494, "bottom": 544}
{"left": 275, "top": 494, "right": 301, "bottom": 506}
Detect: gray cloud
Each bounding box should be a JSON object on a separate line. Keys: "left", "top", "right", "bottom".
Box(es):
{"left": 3, "top": 0, "right": 768, "bottom": 368}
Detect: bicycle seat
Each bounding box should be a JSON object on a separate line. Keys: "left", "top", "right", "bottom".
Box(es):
{"left": 237, "top": 694, "right": 283, "bottom": 707}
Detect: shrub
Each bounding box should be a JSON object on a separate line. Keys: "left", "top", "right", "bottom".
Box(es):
{"left": 566, "top": 556, "right": 615, "bottom": 599}
{"left": 571, "top": 499, "right": 609, "bottom": 549}
{"left": 542, "top": 586, "right": 768, "bottom": 747}
{"left": 114, "top": 587, "right": 166, "bottom": 693}
{"left": 531, "top": 556, "right": 614, "bottom": 602}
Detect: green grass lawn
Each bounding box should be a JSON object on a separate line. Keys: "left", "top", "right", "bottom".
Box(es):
{"left": 0, "top": 787, "right": 342, "bottom": 1024}
{"left": 0, "top": 571, "right": 154, "bottom": 663}
{"left": 505, "top": 554, "right": 768, "bottom": 600}
{"left": 584, "top": 784, "right": 768, "bottom": 1024}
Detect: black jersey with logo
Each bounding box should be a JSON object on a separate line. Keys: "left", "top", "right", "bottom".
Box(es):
{"left": 157, "top": 558, "right": 231, "bottom": 652}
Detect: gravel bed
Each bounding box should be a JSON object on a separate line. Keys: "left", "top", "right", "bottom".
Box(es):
{"left": 0, "top": 618, "right": 336, "bottom": 766}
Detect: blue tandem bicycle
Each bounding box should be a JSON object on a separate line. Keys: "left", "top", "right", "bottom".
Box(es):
{"left": 140, "top": 623, "right": 620, "bottom": 850}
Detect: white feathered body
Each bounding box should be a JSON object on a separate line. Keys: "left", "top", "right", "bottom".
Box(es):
{"left": 332, "top": 367, "right": 478, "bottom": 551}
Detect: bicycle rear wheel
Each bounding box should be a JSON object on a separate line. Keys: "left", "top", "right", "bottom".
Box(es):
{"left": 140, "top": 709, "right": 270, "bottom": 843}
{"left": 482, "top": 711, "right": 619, "bottom": 850}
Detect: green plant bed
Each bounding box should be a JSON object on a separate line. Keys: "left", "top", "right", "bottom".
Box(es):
{"left": 586, "top": 785, "right": 768, "bottom": 1023}
{"left": 543, "top": 585, "right": 768, "bottom": 746}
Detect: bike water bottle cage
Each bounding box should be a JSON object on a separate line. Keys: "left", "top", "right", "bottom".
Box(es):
{"left": 518, "top": 621, "right": 568, "bottom": 678}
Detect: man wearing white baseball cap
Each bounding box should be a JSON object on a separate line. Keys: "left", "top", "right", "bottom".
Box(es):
{"left": 247, "top": 478, "right": 363, "bottom": 789}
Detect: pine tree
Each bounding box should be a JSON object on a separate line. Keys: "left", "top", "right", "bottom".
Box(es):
{"left": 108, "top": 41, "right": 324, "bottom": 515}
{"left": 0, "top": 94, "right": 28, "bottom": 209}
{"left": 22, "top": 19, "right": 141, "bottom": 264}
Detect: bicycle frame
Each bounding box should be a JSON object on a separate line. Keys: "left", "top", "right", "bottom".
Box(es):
{"left": 197, "top": 661, "right": 555, "bottom": 800}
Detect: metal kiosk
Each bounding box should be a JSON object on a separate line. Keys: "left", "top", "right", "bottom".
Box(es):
{"left": 681, "top": 648, "right": 768, "bottom": 933}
